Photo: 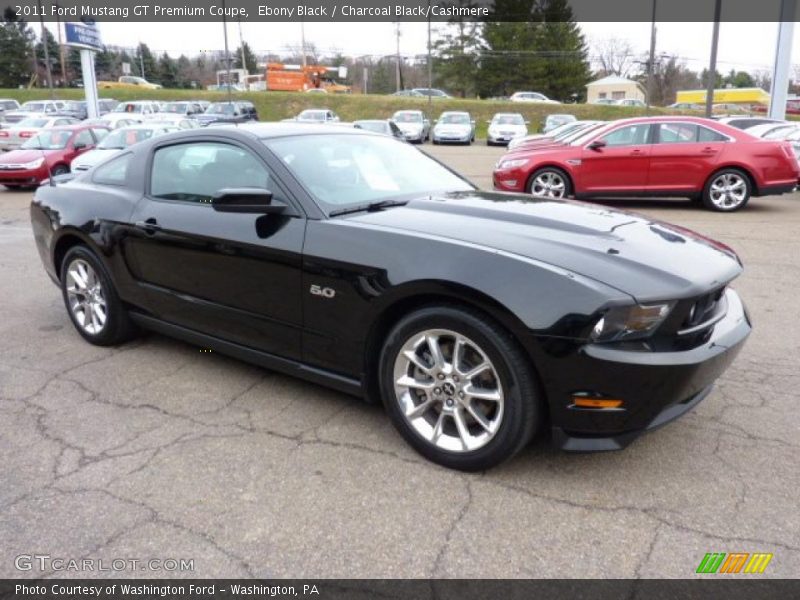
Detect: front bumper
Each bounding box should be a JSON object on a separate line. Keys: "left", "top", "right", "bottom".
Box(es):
{"left": 536, "top": 288, "right": 751, "bottom": 451}
{"left": 0, "top": 166, "right": 46, "bottom": 185}
{"left": 433, "top": 132, "right": 471, "bottom": 143}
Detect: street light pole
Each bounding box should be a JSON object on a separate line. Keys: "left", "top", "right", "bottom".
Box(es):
{"left": 395, "top": 23, "right": 401, "bottom": 92}
{"left": 222, "top": 0, "right": 232, "bottom": 104}
{"left": 37, "top": 0, "right": 54, "bottom": 96}
{"left": 646, "top": 0, "right": 657, "bottom": 112}
{"left": 427, "top": 0, "right": 432, "bottom": 111}
{"left": 705, "top": 0, "right": 722, "bottom": 118}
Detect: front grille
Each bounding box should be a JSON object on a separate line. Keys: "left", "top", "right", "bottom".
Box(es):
{"left": 679, "top": 287, "right": 726, "bottom": 335}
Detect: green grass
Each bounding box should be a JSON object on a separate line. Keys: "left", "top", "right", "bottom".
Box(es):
{"left": 0, "top": 88, "right": 706, "bottom": 138}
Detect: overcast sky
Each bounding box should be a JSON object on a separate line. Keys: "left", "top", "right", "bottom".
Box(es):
{"left": 42, "top": 21, "right": 799, "bottom": 76}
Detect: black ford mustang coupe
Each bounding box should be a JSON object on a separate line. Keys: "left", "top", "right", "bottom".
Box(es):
{"left": 30, "top": 124, "right": 751, "bottom": 470}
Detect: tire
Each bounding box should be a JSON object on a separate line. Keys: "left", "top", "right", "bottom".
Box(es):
{"left": 379, "top": 306, "right": 541, "bottom": 471}
{"left": 702, "top": 168, "right": 751, "bottom": 212}
{"left": 526, "top": 167, "right": 572, "bottom": 199}
{"left": 51, "top": 164, "right": 69, "bottom": 177}
{"left": 60, "top": 245, "right": 137, "bottom": 346}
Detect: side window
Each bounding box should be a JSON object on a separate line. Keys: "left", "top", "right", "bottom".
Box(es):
{"left": 698, "top": 126, "right": 727, "bottom": 142}
{"left": 601, "top": 124, "right": 651, "bottom": 147}
{"left": 150, "top": 142, "right": 277, "bottom": 204}
{"left": 73, "top": 130, "right": 94, "bottom": 147}
{"left": 91, "top": 128, "right": 110, "bottom": 141}
{"left": 658, "top": 123, "right": 698, "bottom": 144}
{"left": 92, "top": 153, "right": 132, "bottom": 186}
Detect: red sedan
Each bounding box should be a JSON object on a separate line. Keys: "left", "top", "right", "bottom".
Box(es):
{"left": 493, "top": 116, "right": 800, "bottom": 211}
{"left": 0, "top": 124, "right": 109, "bottom": 189}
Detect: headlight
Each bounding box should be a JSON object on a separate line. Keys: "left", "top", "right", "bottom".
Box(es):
{"left": 497, "top": 158, "right": 528, "bottom": 169}
{"left": 590, "top": 302, "right": 674, "bottom": 342}
{"left": 21, "top": 157, "right": 44, "bottom": 169}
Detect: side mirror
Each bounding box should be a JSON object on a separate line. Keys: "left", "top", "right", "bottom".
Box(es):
{"left": 73, "top": 141, "right": 87, "bottom": 150}
{"left": 471, "top": 120, "right": 476, "bottom": 125}
{"left": 588, "top": 140, "right": 607, "bottom": 151}
{"left": 525, "top": 120, "right": 531, "bottom": 125}
{"left": 211, "top": 188, "right": 285, "bottom": 214}
{"left": 486, "top": 120, "right": 492, "bottom": 124}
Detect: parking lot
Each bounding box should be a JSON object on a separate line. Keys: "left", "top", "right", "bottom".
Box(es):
{"left": 1, "top": 142, "right": 799, "bottom": 578}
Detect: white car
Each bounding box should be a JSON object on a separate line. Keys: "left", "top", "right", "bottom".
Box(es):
{"left": 108, "top": 101, "right": 161, "bottom": 121}
{"left": 0, "top": 116, "right": 79, "bottom": 151}
{"left": 432, "top": 111, "right": 475, "bottom": 145}
{"left": 743, "top": 121, "right": 795, "bottom": 139}
{"left": 284, "top": 109, "right": 340, "bottom": 124}
{"left": 486, "top": 113, "right": 528, "bottom": 146}
{"left": 542, "top": 113, "right": 577, "bottom": 133}
{"left": 148, "top": 116, "right": 201, "bottom": 130}
{"left": 615, "top": 98, "right": 646, "bottom": 107}
{"left": 82, "top": 117, "right": 141, "bottom": 130}
{"left": 3, "top": 100, "right": 63, "bottom": 124}
{"left": 510, "top": 91, "right": 560, "bottom": 104}
{"left": 507, "top": 120, "right": 604, "bottom": 151}
{"left": 71, "top": 124, "right": 178, "bottom": 172}
{"left": 391, "top": 110, "right": 431, "bottom": 143}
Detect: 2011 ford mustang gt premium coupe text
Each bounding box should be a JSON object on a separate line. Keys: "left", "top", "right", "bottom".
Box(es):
{"left": 31, "top": 124, "right": 751, "bottom": 470}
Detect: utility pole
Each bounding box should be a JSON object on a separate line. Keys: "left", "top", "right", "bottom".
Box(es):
{"left": 646, "top": 0, "right": 657, "bottom": 111}
{"left": 238, "top": 17, "right": 247, "bottom": 74}
{"left": 705, "top": 0, "right": 722, "bottom": 118}
{"left": 300, "top": 20, "right": 307, "bottom": 70}
{"left": 138, "top": 44, "right": 145, "bottom": 78}
{"left": 222, "top": 0, "right": 232, "bottom": 104}
{"left": 427, "top": 0, "right": 432, "bottom": 110}
{"left": 768, "top": 0, "right": 796, "bottom": 120}
{"left": 37, "top": 0, "right": 54, "bottom": 96}
{"left": 55, "top": 3, "right": 67, "bottom": 85}
{"left": 395, "top": 22, "right": 401, "bottom": 92}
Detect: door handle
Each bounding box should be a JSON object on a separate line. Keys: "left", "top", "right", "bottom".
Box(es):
{"left": 134, "top": 218, "right": 161, "bottom": 234}
{"left": 701, "top": 147, "right": 717, "bottom": 154}
{"left": 629, "top": 149, "right": 645, "bottom": 155}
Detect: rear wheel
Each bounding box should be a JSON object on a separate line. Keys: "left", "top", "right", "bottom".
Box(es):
{"left": 380, "top": 306, "right": 540, "bottom": 471}
{"left": 527, "top": 167, "right": 571, "bottom": 199}
{"left": 60, "top": 246, "right": 137, "bottom": 346}
{"left": 702, "top": 169, "right": 751, "bottom": 212}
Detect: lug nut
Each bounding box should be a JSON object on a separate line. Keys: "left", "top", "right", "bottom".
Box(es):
{"left": 458, "top": 391, "right": 465, "bottom": 399}
{"left": 453, "top": 375, "right": 459, "bottom": 382}
{"left": 445, "top": 399, "right": 454, "bottom": 407}
{"left": 434, "top": 388, "right": 441, "bottom": 395}
{"left": 437, "top": 373, "right": 445, "bottom": 380}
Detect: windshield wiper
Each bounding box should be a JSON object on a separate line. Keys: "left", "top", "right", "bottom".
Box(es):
{"left": 328, "top": 199, "right": 410, "bottom": 217}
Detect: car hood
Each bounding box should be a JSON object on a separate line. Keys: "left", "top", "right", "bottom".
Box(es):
{"left": 490, "top": 124, "right": 526, "bottom": 133}
{"left": 73, "top": 148, "right": 117, "bottom": 167}
{"left": 396, "top": 122, "right": 423, "bottom": 131}
{"left": 0, "top": 149, "right": 54, "bottom": 163}
{"left": 435, "top": 123, "right": 471, "bottom": 133}
{"left": 343, "top": 191, "right": 741, "bottom": 302}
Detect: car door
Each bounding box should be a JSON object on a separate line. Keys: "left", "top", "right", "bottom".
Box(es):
{"left": 579, "top": 123, "right": 652, "bottom": 194}
{"left": 124, "top": 138, "right": 306, "bottom": 359}
{"left": 647, "top": 123, "right": 727, "bottom": 192}
{"left": 64, "top": 129, "right": 96, "bottom": 164}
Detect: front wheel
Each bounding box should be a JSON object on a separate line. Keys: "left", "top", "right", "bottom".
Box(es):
{"left": 702, "top": 169, "right": 751, "bottom": 211}
{"left": 380, "top": 306, "right": 541, "bottom": 471}
{"left": 527, "top": 167, "right": 571, "bottom": 199}
{"left": 60, "top": 245, "right": 137, "bottom": 346}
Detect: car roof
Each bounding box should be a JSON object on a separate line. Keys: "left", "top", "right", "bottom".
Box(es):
{"left": 155, "top": 122, "right": 367, "bottom": 141}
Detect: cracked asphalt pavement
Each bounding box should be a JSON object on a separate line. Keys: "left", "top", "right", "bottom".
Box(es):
{"left": 1, "top": 143, "right": 799, "bottom": 579}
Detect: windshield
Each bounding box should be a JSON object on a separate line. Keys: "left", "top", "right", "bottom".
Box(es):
{"left": 21, "top": 102, "right": 46, "bottom": 112}
{"left": 21, "top": 129, "right": 71, "bottom": 150}
{"left": 393, "top": 112, "right": 422, "bottom": 123}
{"left": 99, "top": 128, "right": 156, "bottom": 149}
{"left": 265, "top": 134, "right": 473, "bottom": 210}
{"left": 113, "top": 103, "right": 145, "bottom": 114}
{"left": 207, "top": 103, "right": 236, "bottom": 115}
{"left": 16, "top": 118, "right": 49, "bottom": 128}
{"left": 570, "top": 123, "right": 614, "bottom": 146}
{"left": 439, "top": 114, "right": 470, "bottom": 125}
{"left": 298, "top": 110, "right": 325, "bottom": 120}
{"left": 165, "top": 103, "right": 188, "bottom": 113}
{"left": 63, "top": 101, "right": 85, "bottom": 111}
{"left": 492, "top": 114, "right": 524, "bottom": 126}
{"left": 354, "top": 121, "right": 388, "bottom": 134}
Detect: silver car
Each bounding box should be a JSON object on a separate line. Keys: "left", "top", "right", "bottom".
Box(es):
{"left": 486, "top": 113, "right": 529, "bottom": 146}
{"left": 3, "top": 100, "right": 63, "bottom": 124}
{"left": 432, "top": 111, "right": 475, "bottom": 145}
{"left": 391, "top": 110, "right": 431, "bottom": 143}
{"left": 71, "top": 124, "right": 178, "bottom": 172}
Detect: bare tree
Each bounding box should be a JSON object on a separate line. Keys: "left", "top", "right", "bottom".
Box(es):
{"left": 591, "top": 36, "right": 637, "bottom": 78}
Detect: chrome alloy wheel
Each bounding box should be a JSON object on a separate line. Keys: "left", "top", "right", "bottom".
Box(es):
{"left": 708, "top": 172, "right": 747, "bottom": 209}
{"left": 393, "top": 329, "right": 505, "bottom": 453}
{"left": 65, "top": 259, "right": 107, "bottom": 335}
{"left": 530, "top": 171, "right": 566, "bottom": 198}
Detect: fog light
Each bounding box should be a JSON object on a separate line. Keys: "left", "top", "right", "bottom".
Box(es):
{"left": 501, "top": 179, "right": 517, "bottom": 187}
{"left": 572, "top": 396, "right": 624, "bottom": 409}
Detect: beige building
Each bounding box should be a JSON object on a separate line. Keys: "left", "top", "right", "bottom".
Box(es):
{"left": 586, "top": 75, "right": 647, "bottom": 103}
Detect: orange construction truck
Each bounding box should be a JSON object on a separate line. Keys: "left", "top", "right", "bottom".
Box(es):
{"left": 265, "top": 63, "right": 351, "bottom": 93}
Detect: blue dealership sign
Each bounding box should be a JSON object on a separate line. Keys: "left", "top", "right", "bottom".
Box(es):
{"left": 64, "top": 21, "right": 102, "bottom": 52}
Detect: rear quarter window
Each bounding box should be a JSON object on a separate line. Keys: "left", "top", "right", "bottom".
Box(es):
{"left": 92, "top": 153, "right": 132, "bottom": 186}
